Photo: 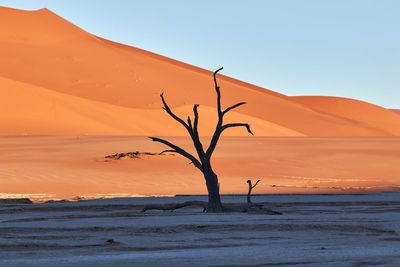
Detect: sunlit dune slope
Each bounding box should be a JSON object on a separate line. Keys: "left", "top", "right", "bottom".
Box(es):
{"left": 292, "top": 96, "right": 400, "bottom": 135}
{"left": 0, "top": 6, "right": 398, "bottom": 136}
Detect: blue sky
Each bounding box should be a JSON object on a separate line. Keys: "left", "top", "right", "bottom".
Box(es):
{"left": 2, "top": 0, "right": 399, "bottom": 108}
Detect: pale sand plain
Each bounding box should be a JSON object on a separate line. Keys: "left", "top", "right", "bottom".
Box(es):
{"left": 0, "top": 136, "right": 399, "bottom": 201}
{"left": 0, "top": 193, "right": 400, "bottom": 266}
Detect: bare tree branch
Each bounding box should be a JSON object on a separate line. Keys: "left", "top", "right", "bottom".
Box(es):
{"left": 213, "top": 67, "right": 224, "bottom": 118}
{"left": 187, "top": 116, "right": 193, "bottom": 132}
{"left": 149, "top": 137, "right": 202, "bottom": 170}
{"left": 159, "top": 149, "right": 176, "bottom": 155}
{"left": 206, "top": 68, "right": 225, "bottom": 159}
{"left": 251, "top": 179, "right": 261, "bottom": 189}
{"left": 206, "top": 68, "right": 253, "bottom": 159}
{"left": 160, "top": 91, "right": 207, "bottom": 167}
{"left": 223, "top": 102, "right": 246, "bottom": 115}
{"left": 160, "top": 92, "right": 189, "bottom": 131}
{"left": 221, "top": 123, "right": 254, "bottom": 135}
{"left": 193, "top": 104, "right": 199, "bottom": 133}
{"left": 191, "top": 104, "right": 206, "bottom": 162}
{"left": 206, "top": 123, "right": 253, "bottom": 159}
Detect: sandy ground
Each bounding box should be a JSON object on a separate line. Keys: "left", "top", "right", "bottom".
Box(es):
{"left": 0, "top": 193, "right": 399, "bottom": 266}
{"left": 0, "top": 136, "right": 399, "bottom": 201}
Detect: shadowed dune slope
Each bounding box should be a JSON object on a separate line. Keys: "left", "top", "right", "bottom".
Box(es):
{"left": 0, "top": 6, "right": 398, "bottom": 136}
{"left": 0, "top": 77, "right": 303, "bottom": 136}
{"left": 391, "top": 109, "right": 400, "bottom": 115}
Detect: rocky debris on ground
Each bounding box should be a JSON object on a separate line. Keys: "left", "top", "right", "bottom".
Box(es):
{"left": 104, "top": 151, "right": 168, "bottom": 161}
{"left": 0, "top": 198, "right": 32, "bottom": 204}
{"left": 44, "top": 199, "right": 71, "bottom": 204}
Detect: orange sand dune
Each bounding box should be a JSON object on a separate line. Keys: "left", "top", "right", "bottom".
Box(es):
{"left": 292, "top": 96, "right": 400, "bottom": 135}
{"left": 0, "top": 6, "right": 399, "bottom": 136}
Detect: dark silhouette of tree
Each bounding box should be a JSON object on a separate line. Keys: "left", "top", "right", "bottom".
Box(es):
{"left": 149, "top": 67, "right": 253, "bottom": 212}
{"left": 247, "top": 179, "right": 260, "bottom": 206}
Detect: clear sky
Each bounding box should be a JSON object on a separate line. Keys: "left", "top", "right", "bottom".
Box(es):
{"left": 2, "top": 0, "right": 399, "bottom": 108}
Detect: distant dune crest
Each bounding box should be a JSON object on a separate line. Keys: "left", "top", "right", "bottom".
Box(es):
{"left": 1, "top": 6, "right": 399, "bottom": 136}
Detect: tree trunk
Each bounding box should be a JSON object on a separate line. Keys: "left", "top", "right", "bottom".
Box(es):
{"left": 247, "top": 193, "right": 252, "bottom": 206}
{"left": 203, "top": 167, "right": 223, "bottom": 212}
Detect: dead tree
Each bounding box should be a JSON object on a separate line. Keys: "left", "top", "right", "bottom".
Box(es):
{"left": 247, "top": 179, "right": 260, "bottom": 206}
{"left": 149, "top": 67, "right": 253, "bottom": 212}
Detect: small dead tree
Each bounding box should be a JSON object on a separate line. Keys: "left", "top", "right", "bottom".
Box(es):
{"left": 247, "top": 179, "right": 260, "bottom": 206}
{"left": 149, "top": 67, "right": 253, "bottom": 212}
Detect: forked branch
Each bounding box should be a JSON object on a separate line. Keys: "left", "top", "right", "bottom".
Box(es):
{"left": 158, "top": 93, "right": 206, "bottom": 163}
{"left": 206, "top": 68, "right": 253, "bottom": 159}
{"left": 247, "top": 179, "right": 260, "bottom": 205}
